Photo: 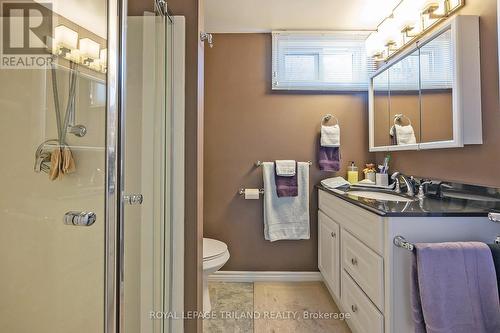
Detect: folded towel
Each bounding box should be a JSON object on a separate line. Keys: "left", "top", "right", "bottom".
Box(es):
{"left": 487, "top": 243, "right": 500, "bottom": 301}
{"left": 390, "top": 124, "right": 416, "bottom": 145}
{"left": 275, "top": 160, "right": 296, "bottom": 177}
{"left": 318, "top": 145, "right": 340, "bottom": 172}
{"left": 263, "top": 162, "right": 310, "bottom": 242}
{"left": 321, "top": 177, "right": 350, "bottom": 190}
{"left": 321, "top": 124, "right": 340, "bottom": 147}
{"left": 274, "top": 162, "right": 298, "bottom": 197}
{"left": 411, "top": 242, "right": 500, "bottom": 333}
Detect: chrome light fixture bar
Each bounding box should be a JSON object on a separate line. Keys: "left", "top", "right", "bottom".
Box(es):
{"left": 366, "top": 0, "right": 465, "bottom": 61}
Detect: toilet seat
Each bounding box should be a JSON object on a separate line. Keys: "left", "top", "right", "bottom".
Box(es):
{"left": 203, "top": 238, "right": 228, "bottom": 262}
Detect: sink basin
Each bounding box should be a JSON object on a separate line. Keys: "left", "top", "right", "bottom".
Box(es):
{"left": 346, "top": 190, "right": 414, "bottom": 202}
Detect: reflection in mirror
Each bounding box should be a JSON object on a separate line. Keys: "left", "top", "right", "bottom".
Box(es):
{"left": 388, "top": 50, "right": 420, "bottom": 146}
{"left": 373, "top": 70, "right": 390, "bottom": 147}
{"left": 420, "top": 29, "right": 453, "bottom": 143}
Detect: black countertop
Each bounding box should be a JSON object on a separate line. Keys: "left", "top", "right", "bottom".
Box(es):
{"left": 317, "top": 185, "right": 500, "bottom": 217}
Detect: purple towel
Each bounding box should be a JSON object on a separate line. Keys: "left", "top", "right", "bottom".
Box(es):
{"left": 318, "top": 146, "right": 340, "bottom": 172}
{"left": 274, "top": 162, "right": 298, "bottom": 197}
{"left": 411, "top": 242, "right": 500, "bottom": 333}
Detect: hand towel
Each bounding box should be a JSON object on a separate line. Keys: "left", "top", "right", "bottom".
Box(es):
{"left": 275, "top": 160, "right": 296, "bottom": 177}
{"left": 274, "top": 162, "right": 298, "bottom": 197}
{"left": 487, "top": 243, "right": 500, "bottom": 302}
{"left": 318, "top": 145, "right": 340, "bottom": 172}
{"left": 321, "top": 124, "right": 340, "bottom": 147}
{"left": 263, "top": 162, "right": 310, "bottom": 242}
{"left": 411, "top": 242, "right": 500, "bottom": 333}
{"left": 390, "top": 124, "right": 417, "bottom": 145}
{"left": 320, "top": 177, "right": 350, "bottom": 190}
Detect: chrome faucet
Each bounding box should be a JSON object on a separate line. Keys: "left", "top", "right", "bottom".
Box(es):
{"left": 391, "top": 172, "right": 416, "bottom": 197}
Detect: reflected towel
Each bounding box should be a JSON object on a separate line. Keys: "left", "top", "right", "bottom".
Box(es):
{"left": 390, "top": 124, "right": 416, "bottom": 145}
{"left": 263, "top": 162, "right": 310, "bottom": 242}
{"left": 411, "top": 242, "right": 500, "bottom": 333}
{"left": 318, "top": 145, "right": 340, "bottom": 172}
{"left": 274, "top": 162, "right": 298, "bottom": 197}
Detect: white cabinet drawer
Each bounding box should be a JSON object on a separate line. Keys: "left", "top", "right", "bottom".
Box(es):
{"left": 319, "top": 190, "right": 385, "bottom": 255}
{"left": 342, "top": 270, "right": 384, "bottom": 333}
{"left": 342, "top": 230, "right": 384, "bottom": 311}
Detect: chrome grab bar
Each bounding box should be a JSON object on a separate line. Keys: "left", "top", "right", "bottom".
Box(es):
{"left": 64, "top": 211, "right": 97, "bottom": 226}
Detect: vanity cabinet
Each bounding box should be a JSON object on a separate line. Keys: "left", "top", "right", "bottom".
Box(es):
{"left": 318, "top": 211, "right": 340, "bottom": 299}
{"left": 317, "top": 189, "right": 499, "bottom": 333}
{"left": 369, "top": 15, "right": 482, "bottom": 152}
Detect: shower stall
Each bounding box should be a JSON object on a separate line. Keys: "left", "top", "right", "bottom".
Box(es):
{"left": 0, "top": 1, "right": 185, "bottom": 332}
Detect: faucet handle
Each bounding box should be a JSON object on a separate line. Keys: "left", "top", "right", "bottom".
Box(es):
{"left": 418, "top": 181, "right": 432, "bottom": 199}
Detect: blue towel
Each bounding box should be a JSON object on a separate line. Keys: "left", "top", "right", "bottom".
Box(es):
{"left": 411, "top": 242, "right": 500, "bottom": 333}
{"left": 262, "top": 162, "right": 310, "bottom": 242}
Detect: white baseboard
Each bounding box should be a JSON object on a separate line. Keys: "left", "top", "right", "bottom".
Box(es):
{"left": 208, "top": 271, "right": 323, "bottom": 283}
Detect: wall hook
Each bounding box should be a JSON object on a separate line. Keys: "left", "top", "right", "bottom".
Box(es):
{"left": 200, "top": 32, "right": 214, "bottom": 48}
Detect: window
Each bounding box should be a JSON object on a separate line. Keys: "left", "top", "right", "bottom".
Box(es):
{"left": 272, "top": 32, "right": 375, "bottom": 91}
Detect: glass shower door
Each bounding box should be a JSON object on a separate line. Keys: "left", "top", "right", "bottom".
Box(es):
{"left": 0, "top": 1, "right": 108, "bottom": 332}
{"left": 122, "top": 5, "right": 173, "bottom": 333}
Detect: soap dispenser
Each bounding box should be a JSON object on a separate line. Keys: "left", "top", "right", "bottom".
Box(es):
{"left": 347, "top": 161, "right": 359, "bottom": 184}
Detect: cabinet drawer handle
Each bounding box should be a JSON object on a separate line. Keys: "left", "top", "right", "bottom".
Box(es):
{"left": 351, "top": 304, "right": 358, "bottom": 313}
{"left": 331, "top": 232, "right": 336, "bottom": 238}
{"left": 351, "top": 257, "right": 358, "bottom": 266}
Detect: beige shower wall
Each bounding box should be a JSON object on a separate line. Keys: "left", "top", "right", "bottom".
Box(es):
{"left": 0, "top": 68, "right": 106, "bottom": 332}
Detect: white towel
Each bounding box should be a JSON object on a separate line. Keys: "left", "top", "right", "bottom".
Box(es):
{"left": 321, "top": 124, "right": 340, "bottom": 147}
{"left": 321, "top": 177, "right": 350, "bottom": 190}
{"left": 263, "top": 162, "right": 310, "bottom": 242}
{"left": 390, "top": 124, "right": 417, "bottom": 145}
{"left": 275, "top": 160, "right": 296, "bottom": 176}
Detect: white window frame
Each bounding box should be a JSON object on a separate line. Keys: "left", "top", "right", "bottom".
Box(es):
{"left": 272, "top": 31, "right": 374, "bottom": 91}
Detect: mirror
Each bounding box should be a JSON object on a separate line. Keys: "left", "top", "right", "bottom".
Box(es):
{"left": 369, "top": 16, "right": 481, "bottom": 152}
{"left": 388, "top": 50, "right": 421, "bottom": 146}
{"left": 373, "top": 70, "right": 390, "bottom": 147}
{"left": 420, "top": 29, "right": 453, "bottom": 143}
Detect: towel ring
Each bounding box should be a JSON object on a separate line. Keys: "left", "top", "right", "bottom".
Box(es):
{"left": 393, "top": 114, "right": 412, "bottom": 126}
{"left": 321, "top": 114, "right": 339, "bottom": 127}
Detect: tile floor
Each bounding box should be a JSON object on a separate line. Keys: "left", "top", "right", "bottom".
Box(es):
{"left": 203, "top": 281, "right": 351, "bottom": 333}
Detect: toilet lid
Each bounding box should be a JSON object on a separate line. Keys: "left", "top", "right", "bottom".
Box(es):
{"left": 203, "top": 238, "right": 228, "bottom": 261}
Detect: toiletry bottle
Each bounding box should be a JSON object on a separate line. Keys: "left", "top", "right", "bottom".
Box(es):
{"left": 348, "top": 162, "right": 359, "bottom": 184}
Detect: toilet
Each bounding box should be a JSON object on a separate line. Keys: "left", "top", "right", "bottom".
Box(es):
{"left": 203, "top": 238, "right": 230, "bottom": 312}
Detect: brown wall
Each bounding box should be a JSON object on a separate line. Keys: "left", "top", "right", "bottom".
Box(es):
{"left": 204, "top": 34, "right": 372, "bottom": 271}
{"left": 129, "top": 1, "right": 204, "bottom": 332}
{"left": 377, "top": 0, "right": 500, "bottom": 187}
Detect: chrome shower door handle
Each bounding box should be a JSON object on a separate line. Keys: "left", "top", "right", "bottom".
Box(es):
{"left": 64, "top": 211, "right": 97, "bottom": 226}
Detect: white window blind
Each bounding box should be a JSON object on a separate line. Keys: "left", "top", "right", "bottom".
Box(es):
{"left": 272, "top": 32, "right": 375, "bottom": 91}
{"left": 382, "top": 29, "right": 453, "bottom": 91}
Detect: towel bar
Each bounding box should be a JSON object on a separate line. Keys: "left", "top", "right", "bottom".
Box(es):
{"left": 255, "top": 161, "right": 313, "bottom": 167}
{"left": 489, "top": 212, "right": 500, "bottom": 223}
{"left": 393, "top": 236, "right": 415, "bottom": 251}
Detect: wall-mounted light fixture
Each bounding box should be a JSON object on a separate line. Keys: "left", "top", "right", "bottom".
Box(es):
{"left": 366, "top": 0, "right": 465, "bottom": 61}
{"left": 79, "top": 38, "right": 101, "bottom": 66}
{"left": 54, "top": 25, "right": 78, "bottom": 58}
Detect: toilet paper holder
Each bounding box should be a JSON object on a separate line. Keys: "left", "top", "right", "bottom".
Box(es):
{"left": 238, "top": 188, "right": 265, "bottom": 196}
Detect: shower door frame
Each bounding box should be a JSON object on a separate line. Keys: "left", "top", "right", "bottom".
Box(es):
{"left": 106, "top": 1, "right": 185, "bottom": 333}
{"left": 105, "top": 0, "right": 122, "bottom": 333}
